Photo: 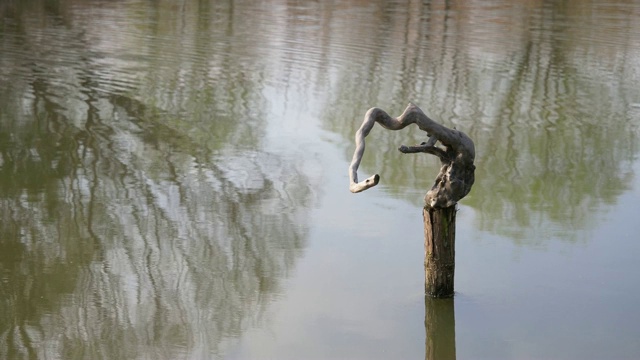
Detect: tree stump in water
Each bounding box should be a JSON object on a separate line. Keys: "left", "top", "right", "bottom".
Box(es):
{"left": 348, "top": 103, "right": 475, "bottom": 297}
{"left": 424, "top": 206, "right": 456, "bottom": 297}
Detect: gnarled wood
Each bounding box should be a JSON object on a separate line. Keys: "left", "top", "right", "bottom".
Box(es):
{"left": 348, "top": 103, "right": 475, "bottom": 298}
{"left": 349, "top": 103, "right": 475, "bottom": 209}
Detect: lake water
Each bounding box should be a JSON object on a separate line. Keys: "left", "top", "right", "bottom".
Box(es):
{"left": 1, "top": 1, "right": 640, "bottom": 359}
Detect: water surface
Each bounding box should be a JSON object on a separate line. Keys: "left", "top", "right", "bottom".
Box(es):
{"left": 1, "top": 0, "right": 640, "bottom": 359}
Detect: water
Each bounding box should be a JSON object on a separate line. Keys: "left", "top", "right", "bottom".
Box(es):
{"left": 1, "top": 0, "right": 640, "bottom": 359}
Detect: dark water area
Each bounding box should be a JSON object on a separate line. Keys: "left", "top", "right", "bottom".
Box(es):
{"left": 1, "top": 1, "right": 640, "bottom": 359}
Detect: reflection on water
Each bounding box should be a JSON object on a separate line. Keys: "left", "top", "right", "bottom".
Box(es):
{"left": 425, "top": 297, "right": 456, "bottom": 360}
{"left": 1, "top": 0, "right": 640, "bottom": 359}
{"left": 0, "top": 1, "right": 316, "bottom": 358}
{"left": 321, "top": 0, "right": 640, "bottom": 244}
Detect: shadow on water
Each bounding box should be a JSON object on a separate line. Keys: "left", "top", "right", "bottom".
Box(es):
{"left": 425, "top": 296, "right": 456, "bottom": 360}
{"left": 0, "top": 0, "right": 317, "bottom": 358}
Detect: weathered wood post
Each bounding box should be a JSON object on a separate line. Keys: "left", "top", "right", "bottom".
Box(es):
{"left": 423, "top": 206, "right": 456, "bottom": 297}
{"left": 348, "top": 103, "right": 475, "bottom": 297}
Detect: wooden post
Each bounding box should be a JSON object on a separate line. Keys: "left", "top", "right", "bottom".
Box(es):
{"left": 423, "top": 205, "right": 456, "bottom": 297}
{"left": 348, "top": 103, "right": 475, "bottom": 296}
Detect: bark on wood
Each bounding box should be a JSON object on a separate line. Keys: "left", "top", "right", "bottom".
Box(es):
{"left": 424, "top": 205, "right": 456, "bottom": 297}
{"left": 348, "top": 103, "right": 475, "bottom": 209}
{"left": 348, "top": 103, "right": 472, "bottom": 298}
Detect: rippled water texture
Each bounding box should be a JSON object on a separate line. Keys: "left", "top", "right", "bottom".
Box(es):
{"left": 1, "top": 1, "right": 640, "bottom": 359}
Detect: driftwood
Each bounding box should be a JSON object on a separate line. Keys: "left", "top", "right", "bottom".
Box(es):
{"left": 348, "top": 103, "right": 475, "bottom": 208}
{"left": 349, "top": 103, "right": 475, "bottom": 297}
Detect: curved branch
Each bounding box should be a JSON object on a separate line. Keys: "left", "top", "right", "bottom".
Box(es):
{"left": 348, "top": 103, "right": 475, "bottom": 208}
{"left": 398, "top": 143, "right": 448, "bottom": 161}
{"left": 348, "top": 106, "right": 417, "bottom": 193}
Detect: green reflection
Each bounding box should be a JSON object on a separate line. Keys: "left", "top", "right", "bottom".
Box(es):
{"left": 425, "top": 297, "right": 456, "bottom": 360}
{"left": 0, "top": 0, "right": 314, "bottom": 358}
{"left": 2, "top": 0, "right": 640, "bottom": 358}
{"left": 323, "top": 0, "right": 640, "bottom": 244}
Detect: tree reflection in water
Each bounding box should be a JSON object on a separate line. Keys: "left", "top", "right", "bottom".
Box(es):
{"left": 0, "top": 1, "right": 316, "bottom": 358}
{"left": 1, "top": 0, "right": 640, "bottom": 358}
{"left": 322, "top": 0, "right": 640, "bottom": 245}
